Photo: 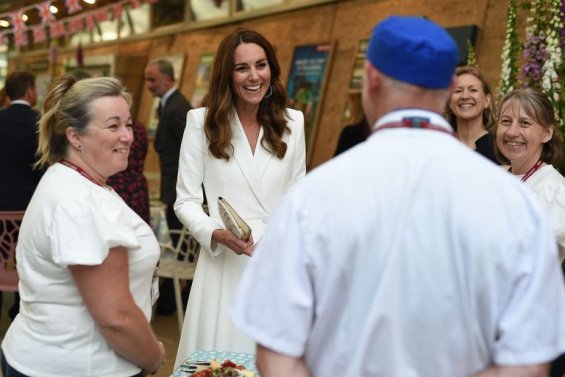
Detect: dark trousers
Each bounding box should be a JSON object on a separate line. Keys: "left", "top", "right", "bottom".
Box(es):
{"left": 0, "top": 293, "right": 20, "bottom": 322}
{"left": 2, "top": 351, "right": 28, "bottom": 377}
{"left": 551, "top": 352, "right": 565, "bottom": 377}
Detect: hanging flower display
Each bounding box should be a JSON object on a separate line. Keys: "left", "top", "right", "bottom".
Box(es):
{"left": 520, "top": 0, "right": 549, "bottom": 90}
{"left": 520, "top": 0, "right": 563, "bottom": 130}
{"left": 499, "top": 0, "right": 565, "bottom": 177}
{"left": 498, "top": 0, "right": 520, "bottom": 96}
{"left": 539, "top": 0, "right": 563, "bottom": 124}
{"left": 499, "top": 0, "right": 564, "bottom": 112}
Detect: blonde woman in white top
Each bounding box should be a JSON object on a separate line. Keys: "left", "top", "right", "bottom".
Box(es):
{"left": 1, "top": 75, "right": 166, "bottom": 377}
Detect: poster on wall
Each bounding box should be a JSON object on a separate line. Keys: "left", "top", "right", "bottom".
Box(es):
{"left": 191, "top": 53, "right": 215, "bottom": 108}
{"left": 147, "top": 53, "right": 186, "bottom": 138}
{"left": 349, "top": 39, "right": 368, "bottom": 90}
{"left": 286, "top": 42, "right": 334, "bottom": 163}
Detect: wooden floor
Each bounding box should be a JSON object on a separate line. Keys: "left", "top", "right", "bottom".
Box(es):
{"left": 153, "top": 311, "right": 183, "bottom": 376}
{"left": 0, "top": 292, "right": 182, "bottom": 377}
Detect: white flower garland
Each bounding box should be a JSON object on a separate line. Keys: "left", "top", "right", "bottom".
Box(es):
{"left": 541, "top": 0, "right": 563, "bottom": 127}
{"left": 498, "top": 0, "right": 519, "bottom": 96}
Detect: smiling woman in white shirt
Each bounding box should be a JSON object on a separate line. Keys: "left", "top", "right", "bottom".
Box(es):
{"left": 1, "top": 75, "right": 166, "bottom": 377}
{"left": 494, "top": 88, "right": 565, "bottom": 264}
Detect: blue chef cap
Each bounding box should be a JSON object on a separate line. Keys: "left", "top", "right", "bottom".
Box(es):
{"left": 367, "top": 16, "right": 459, "bottom": 89}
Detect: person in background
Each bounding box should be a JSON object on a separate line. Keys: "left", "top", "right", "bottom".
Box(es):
{"left": 0, "top": 72, "right": 42, "bottom": 212}
{"left": 333, "top": 91, "right": 370, "bottom": 156}
{"left": 0, "top": 71, "right": 43, "bottom": 321}
{"left": 1, "top": 75, "right": 166, "bottom": 376}
{"left": 495, "top": 88, "right": 564, "bottom": 261}
{"left": 447, "top": 66, "right": 498, "bottom": 164}
{"left": 107, "top": 120, "right": 151, "bottom": 224}
{"left": 230, "top": 16, "right": 565, "bottom": 377}
{"left": 173, "top": 28, "right": 306, "bottom": 368}
{"left": 144, "top": 58, "right": 193, "bottom": 315}
{"left": 495, "top": 88, "right": 565, "bottom": 377}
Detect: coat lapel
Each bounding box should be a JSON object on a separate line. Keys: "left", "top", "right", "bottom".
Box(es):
{"left": 231, "top": 111, "right": 270, "bottom": 213}
{"left": 254, "top": 126, "right": 274, "bottom": 179}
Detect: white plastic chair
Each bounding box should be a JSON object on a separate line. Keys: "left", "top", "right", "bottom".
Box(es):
{"left": 0, "top": 211, "right": 23, "bottom": 293}
{"left": 156, "top": 227, "right": 200, "bottom": 330}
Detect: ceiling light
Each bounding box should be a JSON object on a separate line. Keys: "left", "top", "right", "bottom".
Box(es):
{"left": 50, "top": 5, "right": 58, "bottom": 13}
{"left": 84, "top": 0, "right": 96, "bottom": 4}
{"left": 22, "top": 14, "right": 28, "bottom": 22}
{"left": 0, "top": 20, "right": 9, "bottom": 28}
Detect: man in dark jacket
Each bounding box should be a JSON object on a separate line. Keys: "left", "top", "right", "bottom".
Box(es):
{"left": 0, "top": 71, "right": 42, "bottom": 320}
{"left": 145, "top": 59, "right": 193, "bottom": 315}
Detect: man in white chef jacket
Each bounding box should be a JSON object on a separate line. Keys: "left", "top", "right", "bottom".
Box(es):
{"left": 230, "top": 15, "right": 565, "bottom": 377}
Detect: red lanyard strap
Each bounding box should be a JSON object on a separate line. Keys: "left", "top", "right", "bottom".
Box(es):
{"left": 373, "top": 117, "right": 454, "bottom": 136}
{"left": 60, "top": 159, "right": 105, "bottom": 187}
{"left": 512, "top": 159, "right": 543, "bottom": 182}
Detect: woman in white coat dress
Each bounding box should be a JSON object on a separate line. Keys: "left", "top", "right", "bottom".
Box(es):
{"left": 174, "top": 28, "right": 306, "bottom": 367}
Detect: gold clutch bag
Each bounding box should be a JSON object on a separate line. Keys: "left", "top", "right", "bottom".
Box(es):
{"left": 218, "top": 196, "right": 252, "bottom": 240}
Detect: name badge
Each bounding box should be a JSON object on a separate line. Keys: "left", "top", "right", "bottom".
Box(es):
{"left": 151, "top": 273, "right": 160, "bottom": 306}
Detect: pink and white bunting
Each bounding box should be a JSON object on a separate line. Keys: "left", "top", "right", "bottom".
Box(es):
{"left": 0, "top": 0, "right": 160, "bottom": 48}
{"left": 49, "top": 21, "right": 66, "bottom": 38}
{"left": 14, "top": 30, "right": 28, "bottom": 47}
{"left": 64, "top": 0, "right": 83, "bottom": 15}
{"left": 36, "top": 1, "right": 55, "bottom": 24}
{"left": 112, "top": 3, "right": 123, "bottom": 21}
{"left": 67, "top": 17, "right": 84, "bottom": 34}
{"left": 32, "top": 25, "right": 47, "bottom": 43}
{"left": 9, "top": 10, "right": 27, "bottom": 31}
{"left": 84, "top": 14, "right": 95, "bottom": 30}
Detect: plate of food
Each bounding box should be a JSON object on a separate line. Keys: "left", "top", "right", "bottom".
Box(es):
{"left": 173, "top": 350, "right": 259, "bottom": 377}
{"left": 187, "top": 359, "right": 256, "bottom": 376}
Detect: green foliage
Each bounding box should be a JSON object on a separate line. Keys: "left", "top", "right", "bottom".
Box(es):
{"left": 500, "top": 0, "right": 565, "bottom": 172}
{"left": 466, "top": 39, "right": 477, "bottom": 67}
{"left": 498, "top": 0, "right": 520, "bottom": 96}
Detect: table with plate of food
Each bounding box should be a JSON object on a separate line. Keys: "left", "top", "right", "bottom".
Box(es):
{"left": 171, "top": 350, "right": 259, "bottom": 377}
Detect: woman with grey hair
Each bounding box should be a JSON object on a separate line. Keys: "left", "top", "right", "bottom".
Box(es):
{"left": 495, "top": 88, "right": 564, "bottom": 262}
{"left": 1, "top": 75, "right": 166, "bottom": 376}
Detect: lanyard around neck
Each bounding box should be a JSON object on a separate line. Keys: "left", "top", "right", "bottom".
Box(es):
{"left": 509, "top": 159, "right": 543, "bottom": 182}
{"left": 61, "top": 159, "right": 106, "bottom": 188}
{"left": 373, "top": 117, "right": 454, "bottom": 136}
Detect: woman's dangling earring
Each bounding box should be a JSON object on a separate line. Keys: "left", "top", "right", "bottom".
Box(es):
{"left": 263, "top": 85, "right": 273, "bottom": 99}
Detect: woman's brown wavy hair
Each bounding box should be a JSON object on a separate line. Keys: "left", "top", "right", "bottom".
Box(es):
{"left": 202, "top": 28, "right": 290, "bottom": 160}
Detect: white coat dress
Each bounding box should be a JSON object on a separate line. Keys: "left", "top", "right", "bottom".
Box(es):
{"left": 173, "top": 107, "right": 306, "bottom": 368}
